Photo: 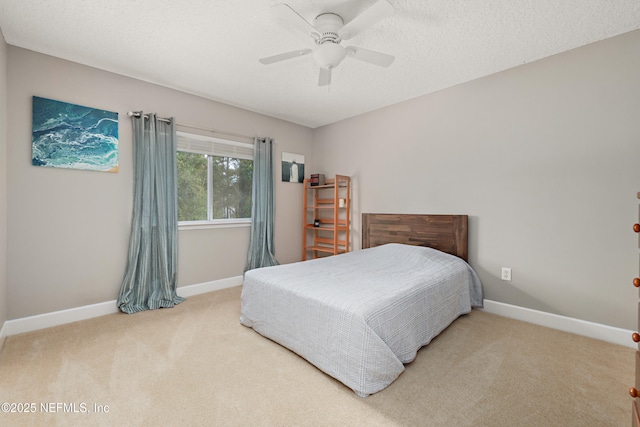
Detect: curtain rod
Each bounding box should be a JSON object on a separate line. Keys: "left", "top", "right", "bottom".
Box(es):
{"left": 126, "top": 111, "right": 255, "bottom": 141}
{"left": 127, "top": 111, "right": 171, "bottom": 123}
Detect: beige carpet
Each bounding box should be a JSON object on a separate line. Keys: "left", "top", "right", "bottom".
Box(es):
{"left": 0, "top": 286, "right": 634, "bottom": 426}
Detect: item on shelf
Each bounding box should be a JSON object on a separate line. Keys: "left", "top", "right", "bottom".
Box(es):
{"left": 310, "top": 173, "right": 325, "bottom": 186}
{"left": 314, "top": 219, "right": 320, "bottom": 227}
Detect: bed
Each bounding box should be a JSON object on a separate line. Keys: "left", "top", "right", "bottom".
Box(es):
{"left": 240, "top": 213, "right": 483, "bottom": 397}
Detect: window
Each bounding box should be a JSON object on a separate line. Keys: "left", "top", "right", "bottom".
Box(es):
{"left": 176, "top": 131, "right": 253, "bottom": 226}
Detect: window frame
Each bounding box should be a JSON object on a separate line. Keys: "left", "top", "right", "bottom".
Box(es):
{"left": 176, "top": 131, "right": 254, "bottom": 229}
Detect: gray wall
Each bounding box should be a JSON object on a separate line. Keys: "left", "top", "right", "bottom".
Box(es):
{"left": 6, "top": 47, "right": 312, "bottom": 320}
{"left": 0, "top": 30, "right": 7, "bottom": 332}
{"left": 313, "top": 30, "right": 640, "bottom": 330}
{"left": 5, "top": 30, "right": 640, "bottom": 332}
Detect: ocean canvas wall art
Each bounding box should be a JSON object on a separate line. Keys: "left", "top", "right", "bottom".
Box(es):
{"left": 32, "top": 96, "right": 119, "bottom": 172}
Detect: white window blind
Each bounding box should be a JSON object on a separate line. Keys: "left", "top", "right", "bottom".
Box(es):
{"left": 176, "top": 131, "right": 254, "bottom": 160}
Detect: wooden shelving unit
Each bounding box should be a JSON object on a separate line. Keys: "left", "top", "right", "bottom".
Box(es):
{"left": 302, "top": 175, "right": 351, "bottom": 260}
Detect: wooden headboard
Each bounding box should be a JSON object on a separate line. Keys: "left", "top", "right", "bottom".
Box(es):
{"left": 362, "top": 214, "right": 469, "bottom": 261}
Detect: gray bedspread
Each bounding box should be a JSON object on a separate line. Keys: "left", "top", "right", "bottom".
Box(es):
{"left": 240, "top": 243, "right": 483, "bottom": 397}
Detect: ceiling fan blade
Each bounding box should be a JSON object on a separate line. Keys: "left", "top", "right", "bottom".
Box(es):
{"left": 318, "top": 67, "right": 331, "bottom": 86}
{"left": 346, "top": 46, "right": 394, "bottom": 67}
{"left": 338, "top": 0, "right": 394, "bottom": 40}
{"left": 259, "top": 49, "right": 312, "bottom": 65}
{"left": 273, "top": 4, "right": 321, "bottom": 40}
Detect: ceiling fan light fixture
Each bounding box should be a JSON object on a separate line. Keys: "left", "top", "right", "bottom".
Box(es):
{"left": 313, "top": 42, "right": 346, "bottom": 69}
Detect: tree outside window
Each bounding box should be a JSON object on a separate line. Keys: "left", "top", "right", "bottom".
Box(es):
{"left": 177, "top": 151, "right": 253, "bottom": 223}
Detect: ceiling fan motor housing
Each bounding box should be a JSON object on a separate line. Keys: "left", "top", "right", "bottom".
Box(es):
{"left": 313, "top": 13, "right": 346, "bottom": 68}
{"left": 314, "top": 13, "right": 344, "bottom": 41}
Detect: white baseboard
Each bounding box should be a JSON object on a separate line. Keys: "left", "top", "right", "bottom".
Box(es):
{"left": 176, "top": 275, "right": 243, "bottom": 298}
{"left": 4, "top": 276, "right": 243, "bottom": 337}
{"left": 0, "top": 321, "right": 7, "bottom": 352}
{"left": 481, "top": 299, "right": 635, "bottom": 349}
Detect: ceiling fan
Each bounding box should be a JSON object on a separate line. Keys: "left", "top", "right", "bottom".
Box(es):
{"left": 259, "top": 0, "right": 396, "bottom": 86}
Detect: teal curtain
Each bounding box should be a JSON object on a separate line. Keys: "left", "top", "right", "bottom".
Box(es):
{"left": 117, "top": 113, "right": 185, "bottom": 313}
{"left": 245, "top": 137, "right": 279, "bottom": 272}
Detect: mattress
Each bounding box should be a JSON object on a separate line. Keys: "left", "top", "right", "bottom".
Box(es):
{"left": 240, "top": 243, "right": 483, "bottom": 397}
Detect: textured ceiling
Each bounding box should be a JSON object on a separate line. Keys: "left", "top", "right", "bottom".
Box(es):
{"left": 1, "top": 0, "right": 639, "bottom": 128}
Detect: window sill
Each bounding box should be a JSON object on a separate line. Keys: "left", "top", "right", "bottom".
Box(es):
{"left": 178, "top": 220, "right": 251, "bottom": 231}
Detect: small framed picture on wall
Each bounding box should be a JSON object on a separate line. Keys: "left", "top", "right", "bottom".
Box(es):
{"left": 282, "top": 152, "right": 304, "bottom": 183}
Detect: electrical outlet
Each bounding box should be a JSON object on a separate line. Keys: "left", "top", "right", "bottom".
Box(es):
{"left": 501, "top": 267, "right": 512, "bottom": 281}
